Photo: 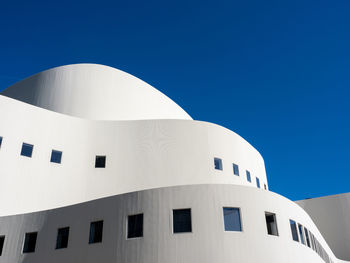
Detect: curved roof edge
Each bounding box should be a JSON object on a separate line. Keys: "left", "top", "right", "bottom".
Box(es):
{"left": 1, "top": 63, "right": 192, "bottom": 121}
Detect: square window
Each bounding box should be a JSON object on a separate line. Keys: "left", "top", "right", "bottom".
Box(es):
{"left": 0, "top": 236, "right": 4, "bottom": 256}
{"left": 289, "top": 220, "right": 299, "bottom": 242}
{"left": 50, "top": 150, "right": 62, "bottom": 164}
{"left": 127, "top": 214, "right": 143, "bottom": 238}
{"left": 56, "top": 227, "right": 69, "bottom": 249}
{"left": 232, "top": 163, "right": 239, "bottom": 176}
{"left": 256, "top": 177, "right": 260, "bottom": 188}
{"left": 173, "top": 209, "right": 192, "bottom": 233}
{"left": 223, "top": 207, "right": 242, "bottom": 231}
{"left": 0, "top": 136, "right": 3, "bottom": 148}
{"left": 21, "top": 143, "right": 33, "bottom": 158}
{"left": 246, "top": 171, "right": 251, "bottom": 182}
{"left": 89, "top": 221, "right": 103, "bottom": 244}
{"left": 214, "top": 158, "right": 223, "bottom": 170}
{"left": 95, "top": 156, "right": 106, "bottom": 168}
{"left": 265, "top": 212, "right": 278, "bottom": 236}
{"left": 23, "top": 232, "right": 37, "bottom": 253}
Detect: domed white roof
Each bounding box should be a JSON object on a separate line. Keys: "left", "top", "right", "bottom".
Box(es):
{"left": 1, "top": 64, "right": 192, "bottom": 120}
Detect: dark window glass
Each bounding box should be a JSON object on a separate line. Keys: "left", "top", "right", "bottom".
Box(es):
{"left": 304, "top": 227, "right": 311, "bottom": 248}
{"left": 127, "top": 214, "right": 143, "bottom": 238}
{"left": 56, "top": 227, "right": 69, "bottom": 249}
{"left": 21, "top": 143, "right": 33, "bottom": 158}
{"left": 265, "top": 212, "right": 278, "bottom": 236}
{"left": 89, "top": 221, "right": 103, "bottom": 244}
{"left": 0, "top": 236, "right": 4, "bottom": 256}
{"left": 223, "top": 207, "right": 242, "bottom": 231}
{"left": 298, "top": 224, "right": 305, "bottom": 245}
{"left": 232, "top": 163, "right": 239, "bottom": 176}
{"left": 95, "top": 156, "right": 106, "bottom": 168}
{"left": 51, "top": 150, "right": 62, "bottom": 164}
{"left": 246, "top": 171, "right": 251, "bottom": 182}
{"left": 173, "top": 209, "right": 192, "bottom": 233}
{"left": 289, "top": 220, "right": 299, "bottom": 242}
{"left": 264, "top": 184, "right": 267, "bottom": 190}
{"left": 0, "top": 137, "right": 3, "bottom": 148}
{"left": 256, "top": 177, "right": 260, "bottom": 188}
{"left": 23, "top": 232, "right": 37, "bottom": 253}
{"left": 214, "top": 158, "right": 223, "bottom": 170}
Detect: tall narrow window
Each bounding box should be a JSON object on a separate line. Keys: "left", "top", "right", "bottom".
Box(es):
{"left": 89, "top": 221, "right": 103, "bottom": 244}
{"left": 56, "top": 227, "right": 69, "bottom": 249}
{"left": 51, "top": 150, "right": 62, "bottom": 164}
{"left": 232, "top": 163, "right": 239, "bottom": 176}
{"left": 214, "top": 158, "right": 223, "bottom": 170}
{"left": 223, "top": 207, "right": 242, "bottom": 231}
{"left": 23, "top": 232, "right": 37, "bottom": 253}
{"left": 304, "top": 227, "right": 311, "bottom": 248}
{"left": 21, "top": 143, "right": 33, "bottom": 158}
{"left": 95, "top": 156, "right": 106, "bottom": 168}
{"left": 0, "top": 236, "right": 4, "bottom": 256}
{"left": 265, "top": 212, "right": 278, "bottom": 236}
{"left": 173, "top": 209, "right": 192, "bottom": 233}
{"left": 246, "top": 171, "right": 251, "bottom": 182}
{"left": 127, "top": 214, "right": 143, "bottom": 238}
{"left": 289, "top": 220, "right": 299, "bottom": 242}
{"left": 298, "top": 224, "right": 305, "bottom": 245}
{"left": 256, "top": 177, "right": 260, "bottom": 188}
{"left": 264, "top": 184, "right": 267, "bottom": 190}
{"left": 0, "top": 136, "right": 3, "bottom": 149}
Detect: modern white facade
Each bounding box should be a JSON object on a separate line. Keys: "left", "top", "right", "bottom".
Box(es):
{"left": 0, "top": 64, "right": 347, "bottom": 263}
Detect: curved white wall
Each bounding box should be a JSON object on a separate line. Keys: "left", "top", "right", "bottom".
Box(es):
{"left": 1, "top": 64, "right": 192, "bottom": 121}
{"left": 0, "top": 95, "right": 267, "bottom": 216}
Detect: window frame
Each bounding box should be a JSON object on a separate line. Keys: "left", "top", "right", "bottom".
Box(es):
{"left": 246, "top": 170, "right": 251, "bottom": 182}
{"left": 20, "top": 143, "right": 34, "bottom": 158}
{"left": 223, "top": 207, "right": 243, "bottom": 232}
{"left": 95, "top": 155, "right": 106, "bottom": 168}
{"left": 289, "top": 219, "right": 299, "bottom": 242}
{"left": 88, "top": 220, "right": 104, "bottom": 244}
{"left": 214, "top": 157, "right": 223, "bottom": 171}
{"left": 127, "top": 213, "right": 144, "bottom": 239}
{"left": 232, "top": 163, "right": 239, "bottom": 176}
{"left": 172, "top": 208, "right": 192, "bottom": 234}
{"left": 50, "top": 150, "right": 62, "bottom": 164}
{"left": 55, "top": 226, "right": 70, "bottom": 249}
{"left": 265, "top": 212, "right": 279, "bottom": 236}
{"left": 22, "top": 232, "right": 38, "bottom": 254}
{"left": 0, "top": 235, "right": 5, "bottom": 256}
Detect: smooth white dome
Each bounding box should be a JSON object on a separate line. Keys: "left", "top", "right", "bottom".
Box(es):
{"left": 1, "top": 64, "right": 192, "bottom": 121}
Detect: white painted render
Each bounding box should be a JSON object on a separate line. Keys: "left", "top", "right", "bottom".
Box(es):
{"left": 0, "top": 64, "right": 347, "bottom": 263}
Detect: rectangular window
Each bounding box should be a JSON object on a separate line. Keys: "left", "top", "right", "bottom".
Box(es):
{"left": 0, "top": 236, "right": 4, "bottom": 256}
{"left": 298, "top": 224, "right": 305, "bottom": 245}
{"left": 265, "top": 212, "right": 278, "bottom": 236}
{"left": 232, "top": 163, "right": 239, "bottom": 176}
{"left": 56, "top": 227, "right": 69, "bottom": 249}
{"left": 50, "top": 150, "right": 62, "bottom": 164}
{"left": 21, "top": 143, "right": 33, "bottom": 158}
{"left": 89, "top": 220, "right": 103, "bottom": 244}
{"left": 0, "top": 136, "right": 2, "bottom": 149}
{"left": 304, "top": 227, "right": 311, "bottom": 248}
{"left": 289, "top": 220, "right": 299, "bottom": 242}
{"left": 23, "top": 232, "right": 37, "bottom": 253}
{"left": 173, "top": 209, "right": 192, "bottom": 233}
{"left": 223, "top": 207, "right": 242, "bottom": 231}
{"left": 256, "top": 177, "right": 260, "bottom": 188}
{"left": 246, "top": 171, "right": 251, "bottom": 182}
{"left": 264, "top": 184, "right": 267, "bottom": 190}
{"left": 127, "top": 213, "right": 143, "bottom": 238}
{"left": 214, "top": 158, "right": 223, "bottom": 170}
{"left": 95, "top": 156, "right": 106, "bottom": 168}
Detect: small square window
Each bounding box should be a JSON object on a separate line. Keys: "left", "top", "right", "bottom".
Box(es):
{"left": 23, "top": 232, "right": 37, "bottom": 253}
{"left": 127, "top": 214, "right": 143, "bottom": 238}
{"left": 246, "top": 171, "right": 251, "bottom": 182}
{"left": 214, "top": 158, "right": 223, "bottom": 170}
{"left": 173, "top": 209, "right": 192, "bottom": 233}
{"left": 89, "top": 221, "right": 103, "bottom": 244}
{"left": 50, "top": 150, "right": 62, "bottom": 164}
{"left": 289, "top": 219, "right": 299, "bottom": 242}
{"left": 0, "top": 136, "right": 3, "bottom": 149}
{"left": 56, "top": 227, "right": 69, "bottom": 249}
{"left": 0, "top": 236, "right": 5, "bottom": 256}
{"left": 256, "top": 177, "right": 260, "bottom": 188}
{"left": 95, "top": 156, "right": 106, "bottom": 168}
{"left": 223, "top": 207, "right": 242, "bottom": 231}
{"left": 232, "top": 163, "right": 239, "bottom": 176}
{"left": 21, "top": 143, "right": 33, "bottom": 158}
{"left": 265, "top": 212, "right": 278, "bottom": 236}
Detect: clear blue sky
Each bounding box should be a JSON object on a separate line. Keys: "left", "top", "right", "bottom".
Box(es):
{"left": 0, "top": 0, "right": 349, "bottom": 201}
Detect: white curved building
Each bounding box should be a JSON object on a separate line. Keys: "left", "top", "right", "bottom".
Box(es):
{"left": 0, "top": 64, "right": 347, "bottom": 263}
